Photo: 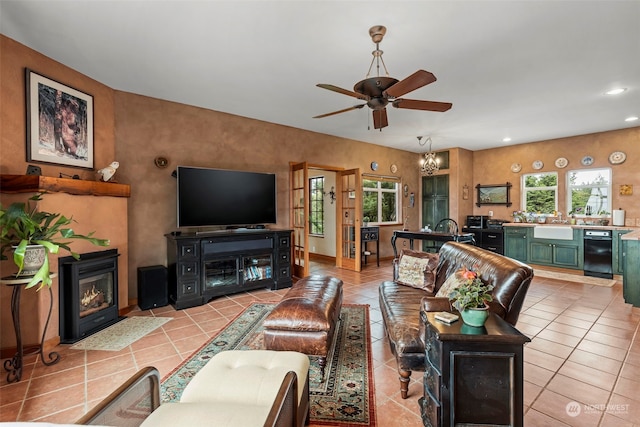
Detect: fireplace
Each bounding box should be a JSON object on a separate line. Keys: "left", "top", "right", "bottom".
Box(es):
{"left": 59, "top": 249, "right": 121, "bottom": 343}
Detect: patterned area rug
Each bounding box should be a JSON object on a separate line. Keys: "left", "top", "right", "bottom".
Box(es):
{"left": 161, "top": 302, "right": 376, "bottom": 426}
{"left": 70, "top": 316, "right": 172, "bottom": 351}
{"left": 535, "top": 268, "right": 617, "bottom": 287}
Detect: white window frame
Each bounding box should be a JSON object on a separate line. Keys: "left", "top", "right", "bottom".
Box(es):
{"left": 362, "top": 177, "right": 401, "bottom": 225}
{"left": 521, "top": 172, "right": 558, "bottom": 214}
{"left": 566, "top": 168, "right": 612, "bottom": 216}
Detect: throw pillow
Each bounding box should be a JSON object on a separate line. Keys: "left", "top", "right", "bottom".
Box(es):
{"left": 435, "top": 268, "right": 468, "bottom": 298}
{"left": 396, "top": 249, "right": 439, "bottom": 293}
{"left": 435, "top": 272, "right": 460, "bottom": 298}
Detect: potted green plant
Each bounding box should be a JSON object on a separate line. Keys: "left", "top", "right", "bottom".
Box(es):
{"left": 363, "top": 216, "right": 370, "bottom": 226}
{"left": 448, "top": 266, "right": 495, "bottom": 327}
{"left": 1, "top": 193, "right": 109, "bottom": 289}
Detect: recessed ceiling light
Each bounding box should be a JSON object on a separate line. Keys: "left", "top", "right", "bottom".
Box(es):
{"left": 625, "top": 116, "right": 638, "bottom": 122}
{"left": 605, "top": 88, "right": 627, "bottom": 95}
{"left": 502, "top": 137, "right": 512, "bottom": 142}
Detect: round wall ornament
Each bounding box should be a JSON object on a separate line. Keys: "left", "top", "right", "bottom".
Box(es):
{"left": 608, "top": 151, "right": 626, "bottom": 165}
{"left": 510, "top": 163, "right": 522, "bottom": 173}
{"left": 370, "top": 161, "right": 378, "bottom": 171}
{"left": 532, "top": 160, "right": 544, "bottom": 170}
{"left": 554, "top": 157, "right": 568, "bottom": 168}
{"left": 581, "top": 155, "right": 594, "bottom": 166}
{"left": 154, "top": 156, "right": 169, "bottom": 168}
{"left": 390, "top": 164, "right": 398, "bottom": 173}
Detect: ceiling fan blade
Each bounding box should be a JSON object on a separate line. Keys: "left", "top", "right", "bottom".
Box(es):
{"left": 384, "top": 70, "right": 436, "bottom": 98}
{"left": 313, "top": 104, "right": 366, "bottom": 119}
{"left": 392, "top": 98, "right": 452, "bottom": 112}
{"left": 372, "top": 109, "right": 389, "bottom": 129}
{"left": 316, "top": 84, "right": 368, "bottom": 100}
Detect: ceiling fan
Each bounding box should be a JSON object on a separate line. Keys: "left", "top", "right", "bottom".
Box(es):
{"left": 313, "top": 25, "right": 452, "bottom": 130}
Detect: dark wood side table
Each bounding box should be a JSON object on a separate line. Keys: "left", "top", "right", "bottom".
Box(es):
{"left": 361, "top": 226, "right": 379, "bottom": 267}
{"left": 419, "top": 311, "right": 530, "bottom": 427}
{"left": 2, "top": 275, "right": 60, "bottom": 383}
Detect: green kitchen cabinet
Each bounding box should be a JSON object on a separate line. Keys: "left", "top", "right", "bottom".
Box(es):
{"left": 613, "top": 229, "right": 631, "bottom": 275}
{"left": 528, "top": 229, "right": 583, "bottom": 269}
{"left": 529, "top": 240, "right": 581, "bottom": 269}
{"left": 622, "top": 238, "right": 640, "bottom": 307}
{"left": 504, "top": 227, "right": 529, "bottom": 263}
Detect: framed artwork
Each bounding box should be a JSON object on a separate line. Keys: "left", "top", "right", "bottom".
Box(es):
{"left": 26, "top": 68, "right": 94, "bottom": 169}
{"left": 476, "top": 182, "right": 512, "bottom": 207}
{"left": 620, "top": 184, "right": 633, "bottom": 196}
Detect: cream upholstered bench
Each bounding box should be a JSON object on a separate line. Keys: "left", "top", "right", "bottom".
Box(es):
{"left": 140, "top": 350, "right": 310, "bottom": 427}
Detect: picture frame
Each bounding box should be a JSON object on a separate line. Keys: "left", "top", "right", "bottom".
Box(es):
{"left": 476, "top": 182, "right": 512, "bottom": 207}
{"left": 26, "top": 68, "right": 94, "bottom": 169}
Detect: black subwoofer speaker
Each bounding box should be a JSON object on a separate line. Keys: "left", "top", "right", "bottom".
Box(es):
{"left": 137, "top": 265, "right": 168, "bottom": 310}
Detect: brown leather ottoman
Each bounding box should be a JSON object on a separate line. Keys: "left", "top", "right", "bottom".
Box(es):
{"left": 263, "top": 275, "right": 343, "bottom": 380}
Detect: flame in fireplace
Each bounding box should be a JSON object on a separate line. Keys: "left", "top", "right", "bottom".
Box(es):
{"left": 81, "top": 285, "right": 105, "bottom": 308}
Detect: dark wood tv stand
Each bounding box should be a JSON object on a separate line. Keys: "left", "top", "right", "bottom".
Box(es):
{"left": 165, "top": 229, "right": 293, "bottom": 309}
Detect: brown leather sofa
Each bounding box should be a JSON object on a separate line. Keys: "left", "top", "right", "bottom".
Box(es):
{"left": 379, "top": 241, "right": 534, "bottom": 399}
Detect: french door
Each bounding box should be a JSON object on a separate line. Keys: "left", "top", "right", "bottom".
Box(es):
{"left": 336, "top": 168, "right": 362, "bottom": 271}
{"left": 290, "top": 162, "right": 309, "bottom": 278}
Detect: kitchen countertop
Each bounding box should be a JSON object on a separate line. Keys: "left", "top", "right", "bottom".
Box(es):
{"left": 503, "top": 222, "right": 635, "bottom": 231}
{"left": 621, "top": 230, "right": 640, "bottom": 240}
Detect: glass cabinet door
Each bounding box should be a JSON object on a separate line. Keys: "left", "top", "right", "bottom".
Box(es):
{"left": 243, "top": 254, "right": 273, "bottom": 284}
{"left": 203, "top": 258, "right": 238, "bottom": 291}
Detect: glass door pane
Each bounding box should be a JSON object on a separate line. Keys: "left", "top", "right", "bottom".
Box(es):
{"left": 203, "top": 258, "right": 238, "bottom": 290}
{"left": 243, "top": 254, "right": 272, "bottom": 283}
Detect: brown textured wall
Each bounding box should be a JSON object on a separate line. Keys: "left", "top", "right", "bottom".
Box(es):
{"left": 0, "top": 35, "right": 127, "bottom": 350}
{"left": 472, "top": 128, "right": 640, "bottom": 221}
{"left": 114, "top": 92, "right": 421, "bottom": 297}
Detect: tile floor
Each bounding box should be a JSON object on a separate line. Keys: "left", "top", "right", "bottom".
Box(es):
{"left": 1, "top": 259, "right": 639, "bottom": 426}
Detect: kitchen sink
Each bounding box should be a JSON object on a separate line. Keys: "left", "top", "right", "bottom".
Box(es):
{"left": 533, "top": 226, "right": 574, "bottom": 240}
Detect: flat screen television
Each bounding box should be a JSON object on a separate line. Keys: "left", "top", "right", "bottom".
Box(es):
{"left": 177, "top": 166, "right": 277, "bottom": 228}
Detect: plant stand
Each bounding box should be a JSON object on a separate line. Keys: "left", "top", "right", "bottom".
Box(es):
{"left": 2, "top": 274, "right": 60, "bottom": 383}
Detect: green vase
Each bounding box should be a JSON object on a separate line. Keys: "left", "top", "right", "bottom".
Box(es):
{"left": 460, "top": 306, "right": 489, "bottom": 327}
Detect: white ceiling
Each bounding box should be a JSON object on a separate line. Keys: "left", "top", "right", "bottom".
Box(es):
{"left": 2, "top": 0, "right": 639, "bottom": 153}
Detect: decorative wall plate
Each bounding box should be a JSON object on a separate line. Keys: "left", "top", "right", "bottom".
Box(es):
{"left": 581, "top": 155, "right": 594, "bottom": 166}
{"left": 554, "top": 157, "right": 568, "bottom": 168}
{"left": 532, "top": 160, "right": 544, "bottom": 170}
{"left": 390, "top": 164, "right": 398, "bottom": 173}
{"left": 510, "top": 163, "right": 522, "bottom": 173}
{"left": 154, "top": 156, "right": 169, "bottom": 168}
{"left": 370, "top": 161, "right": 378, "bottom": 171}
{"left": 608, "top": 151, "right": 626, "bottom": 165}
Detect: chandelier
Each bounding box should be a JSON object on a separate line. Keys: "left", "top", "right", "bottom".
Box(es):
{"left": 418, "top": 136, "right": 439, "bottom": 175}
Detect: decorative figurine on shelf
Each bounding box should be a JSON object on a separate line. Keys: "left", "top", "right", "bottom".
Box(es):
{"left": 97, "top": 161, "right": 119, "bottom": 182}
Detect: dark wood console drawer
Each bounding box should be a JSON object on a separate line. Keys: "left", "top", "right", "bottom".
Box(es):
{"left": 278, "top": 266, "right": 290, "bottom": 279}
{"left": 180, "top": 279, "right": 198, "bottom": 297}
{"left": 179, "top": 241, "right": 198, "bottom": 258}
{"left": 278, "top": 235, "right": 290, "bottom": 248}
{"left": 482, "top": 231, "right": 503, "bottom": 243}
{"left": 277, "top": 250, "right": 290, "bottom": 264}
{"left": 179, "top": 262, "right": 197, "bottom": 277}
{"left": 484, "top": 244, "right": 503, "bottom": 254}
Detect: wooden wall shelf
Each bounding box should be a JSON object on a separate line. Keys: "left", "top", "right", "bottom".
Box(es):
{"left": 0, "top": 175, "right": 130, "bottom": 198}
